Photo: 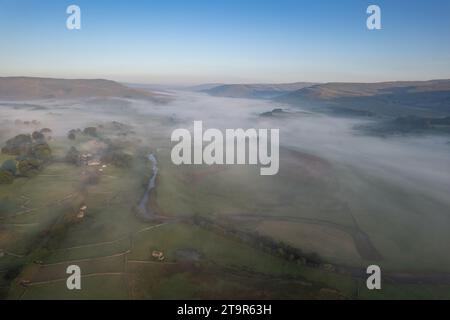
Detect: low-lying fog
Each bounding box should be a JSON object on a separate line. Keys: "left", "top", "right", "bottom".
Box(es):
{"left": 2, "top": 90, "right": 450, "bottom": 271}
{"left": 2, "top": 90, "right": 449, "bottom": 205}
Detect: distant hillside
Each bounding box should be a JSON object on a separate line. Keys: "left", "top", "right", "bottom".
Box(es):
{"left": 185, "top": 83, "right": 225, "bottom": 92}
{"left": 0, "top": 77, "right": 166, "bottom": 102}
{"left": 277, "top": 80, "right": 450, "bottom": 118}
{"left": 358, "top": 115, "right": 450, "bottom": 136}
{"left": 202, "top": 82, "right": 317, "bottom": 99}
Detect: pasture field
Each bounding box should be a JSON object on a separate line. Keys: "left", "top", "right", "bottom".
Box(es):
{"left": 255, "top": 220, "right": 362, "bottom": 266}
{"left": 1, "top": 110, "right": 450, "bottom": 300}
{"left": 333, "top": 163, "right": 450, "bottom": 273}
{"left": 18, "top": 274, "right": 128, "bottom": 300}
{"left": 155, "top": 143, "right": 450, "bottom": 276}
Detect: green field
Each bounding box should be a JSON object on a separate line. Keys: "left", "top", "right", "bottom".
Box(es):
{"left": 1, "top": 97, "right": 450, "bottom": 300}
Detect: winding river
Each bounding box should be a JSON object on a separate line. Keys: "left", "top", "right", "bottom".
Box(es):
{"left": 137, "top": 153, "right": 158, "bottom": 219}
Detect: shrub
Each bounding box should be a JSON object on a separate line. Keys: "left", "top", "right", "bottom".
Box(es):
{"left": 40, "top": 128, "right": 52, "bottom": 134}
{"left": 0, "top": 169, "right": 14, "bottom": 184}
{"left": 1, "top": 159, "right": 18, "bottom": 175}
{"left": 17, "top": 158, "right": 41, "bottom": 177}
{"left": 29, "top": 143, "right": 52, "bottom": 161}
{"left": 32, "top": 131, "right": 45, "bottom": 141}
{"left": 101, "top": 151, "right": 133, "bottom": 168}
{"left": 83, "top": 127, "right": 97, "bottom": 137}
{"left": 65, "top": 147, "right": 80, "bottom": 165}
{"left": 67, "top": 129, "right": 77, "bottom": 140}
{"left": 1, "top": 134, "right": 32, "bottom": 155}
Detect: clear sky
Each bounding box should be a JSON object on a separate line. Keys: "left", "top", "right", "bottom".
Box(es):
{"left": 0, "top": 0, "right": 449, "bottom": 84}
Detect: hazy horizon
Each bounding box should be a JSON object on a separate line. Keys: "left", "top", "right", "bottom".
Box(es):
{"left": 2, "top": 75, "right": 450, "bottom": 88}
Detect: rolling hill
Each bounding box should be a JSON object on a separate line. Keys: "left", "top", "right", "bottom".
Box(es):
{"left": 202, "top": 82, "right": 317, "bottom": 99}
{"left": 0, "top": 77, "right": 167, "bottom": 102}
{"left": 276, "top": 80, "right": 450, "bottom": 118}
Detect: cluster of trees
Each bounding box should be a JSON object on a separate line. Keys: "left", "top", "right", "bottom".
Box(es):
{"left": 64, "top": 140, "right": 132, "bottom": 168}
{"left": 83, "top": 127, "right": 97, "bottom": 137}
{"left": 67, "top": 127, "right": 98, "bottom": 140}
{"left": 0, "top": 163, "right": 15, "bottom": 184}
{"left": 65, "top": 122, "right": 136, "bottom": 170}
{"left": 68, "top": 122, "right": 138, "bottom": 142}
{"left": 65, "top": 146, "right": 80, "bottom": 165}
{"left": 192, "top": 216, "right": 323, "bottom": 268}
{"left": 0, "top": 132, "right": 52, "bottom": 184}
{"left": 67, "top": 128, "right": 81, "bottom": 140}
{"left": 14, "top": 119, "right": 41, "bottom": 126}
{"left": 1, "top": 134, "right": 33, "bottom": 155}
{"left": 0, "top": 157, "right": 41, "bottom": 184}
{"left": 100, "top": 150, "right": 132, "bottom": 168}
{"left": 100, "top": 138, "right": 133, "bottom": 168}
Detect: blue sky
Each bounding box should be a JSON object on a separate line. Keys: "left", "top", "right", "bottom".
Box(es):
{"left": 0, "top": 0, "right": 449, "bottom": 84}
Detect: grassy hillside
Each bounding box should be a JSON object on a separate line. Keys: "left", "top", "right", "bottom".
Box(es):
{"left": 275, "top": 80, "right": 450, "bottom": 134}
{"left": 203, "top": 82, "right": 316, "bottom": 99}
{"left": 0, "top": 77, "right": 168, "bottom": 102}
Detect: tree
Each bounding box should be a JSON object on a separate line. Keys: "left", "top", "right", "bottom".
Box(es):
{"left": 1, "top": 134, "right": 32, "bottom": 155}
{"left": 17, "top": 158, "right": 40, "bottom": 177}
{"left": 101, "top": 151, "right": 132, "bottom": 168}
{"left": 0, "top": 169, "right": 14, "bottom": 184}
{"left": 29, "top": 143, "right": 52, "bottom": 161}
{"left": 83, "top": 127, "right": 97, "bottom": 137}
{"left": 1, "top": 159, "right": 18, "bottom": 175}
{"left": 65, "top": 147, "right": 80, "bottom": 165}
{"left": 32, "top": 131, "right": 45, "bottom": 141}
{"left": 67, "top": 129, "right": 77, "bottom": 140}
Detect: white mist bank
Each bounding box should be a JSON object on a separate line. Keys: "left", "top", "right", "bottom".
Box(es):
{"left": 134, "top": 92, "right": 450, "bottom": 200}
{"left": 2, "top": 92, "right": 449, "bottom": 202}
{"left": 1, "top": 91, "right": 450, "bottom": 271}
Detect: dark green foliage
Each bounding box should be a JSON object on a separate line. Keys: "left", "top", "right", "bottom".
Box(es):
{"left": 1, "top": 133, "right": 52, "bottom": 162}
{"left": 32, "top": 131, "right": 45, "bottom": 141}
{"left": 83, "top": 127, "right": 97, "bottom": 137}
{"left": 17, "top": 158, "right": 41, "bottom": 177}
{"left": 3, "top": 265, "right": 22, "bottom": 281}
{"left": 1, "top": 134, "right": 32, "bottom": 155}
{"left": 0, "top": 169, "right": 14, "bottom": 184}
{"left": 0, "top": 154, "right": 46, "bottom": 182}
{"left": 192, "top": 216, "right": 323, "bottom": 268}
{"left": 67, "top": 129, "right": 77, "bottom": 140}
{"left": 65, "top": 146, "right": 80, "bottom": 165}
{"left": 29, "top": 143, "right": 52, "bottom": 161}
{"left": 1, "top": 159, "right": 18, "bottom": 175}
{"left": 101, "top": 151, "right": 133, "bottom": 168}
{"left": 40, "top": 128, "right": 52, "bottom": 133}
